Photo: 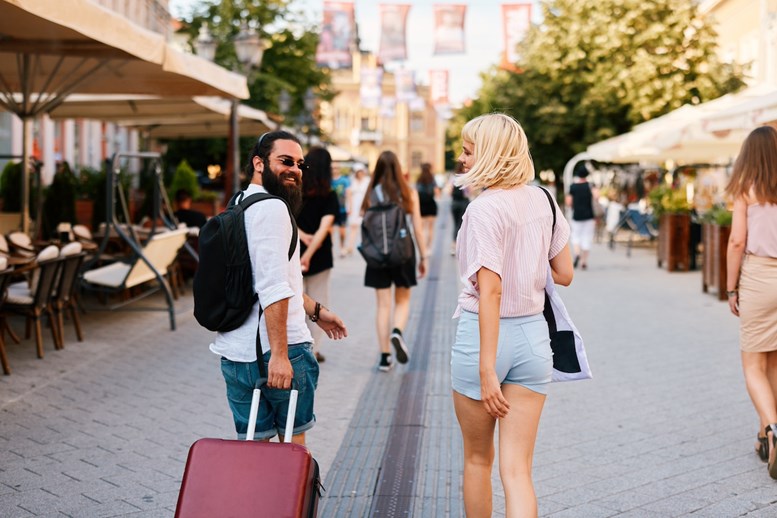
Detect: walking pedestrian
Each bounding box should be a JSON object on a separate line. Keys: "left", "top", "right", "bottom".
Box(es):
{"left": 416, "top": 162, "right": 440, "bottom": 253}
{"left": 361, "top": 151, "right": 427, "bottom": 372}
{"left": 210, "top": 131, "right": 347, "bottom": 445}
{"left": 565, "top": 163, "right": 596, "bottom": 269}
{"left": 331, "top": 165, "right": 350, "bottom": 257}
{"left": 344, "top": 166, "right": 370, "bottom": 256}
{"left": 449, "top": 164, "right": 470, "bottom": 256}
{"left": 451, "top": 113, "right": 573, "bottom": 517}
{"left": 298, "top": 147, "right": 340, "bottom": 363}
{"left": 725, "top": 125, "right": 777, "bottom": 478}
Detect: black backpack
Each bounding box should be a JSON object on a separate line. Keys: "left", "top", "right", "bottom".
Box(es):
{"left": 357, "top": 189, "right": 415, "bottom": 269}
{"left": 193, "top": 191, "right": 297, "bottom": 332}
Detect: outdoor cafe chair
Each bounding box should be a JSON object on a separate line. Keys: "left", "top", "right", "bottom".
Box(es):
{"left": 0, "top": 256, "right": 13, "bottom": 374}
{"left": 81, "top": 227, "right": 188, "bottom": 330}
{"left": 51, "top": 242, "right": 86, "bottom": 349}
{"left": 3, "top": 245, "right": 62, "bottom": 359}
{"left": 8, "top": 232, "right": 37, "bottom": 258}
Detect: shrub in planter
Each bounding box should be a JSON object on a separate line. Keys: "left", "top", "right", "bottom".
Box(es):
{"left": 168, "top": 159, "right": 200, "bottom": 202}
{"left": 41, "top": 161, "right": 78, "bottom": 239}
{"left": 0, "top": 160, "right": 34, "bottom": 213}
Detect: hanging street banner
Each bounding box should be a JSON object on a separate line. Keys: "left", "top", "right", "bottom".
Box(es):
{"left": 433, "top": 4, "right": 466, "bottom": 55}
{"left": 379, "top": 4, "right": 411, "bottom": 63}
{"left": 316, "top": 1, "right": 355, "bottom": 69}
{"left": 360, "top": 68, "right": 384, "bottom": 108}
{"left": 429, "top": 69, "right": 449, "bottom": 106}
{"left": 395, "top": 68, "right": 416, "bottom": 102}
{"left": 501, "top": 3, "right": 531, "bottom": 70}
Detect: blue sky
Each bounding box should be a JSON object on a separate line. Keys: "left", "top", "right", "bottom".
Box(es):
{"left": 169, "top": 0, "right": 539, "bottom": 105}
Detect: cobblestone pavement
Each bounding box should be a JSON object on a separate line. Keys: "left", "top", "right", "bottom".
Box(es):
{"left": 1, "top": 214, "right": 776, "bottom": 517}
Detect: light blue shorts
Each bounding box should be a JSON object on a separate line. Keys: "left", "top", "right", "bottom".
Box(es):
{"left": 451, "top": 311, "right": 553, "bottom": 398}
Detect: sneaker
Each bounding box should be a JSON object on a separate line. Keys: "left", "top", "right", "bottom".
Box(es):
{"left": 378, "top": 353, "right": 393, "bottom": 372}
{"left": 390, "top": 328, "right": 409, "bottom": 364}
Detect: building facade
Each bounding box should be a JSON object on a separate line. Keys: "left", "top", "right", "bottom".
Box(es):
{"left": 700, "top": 0, "right": 777, "bottom": 84}
{"left": 318, "top": 52, "right": 446, "bottom": 176}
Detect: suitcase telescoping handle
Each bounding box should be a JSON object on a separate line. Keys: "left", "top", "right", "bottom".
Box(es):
{"left": 246, "top": 381, "right": 299, "bottom": 443}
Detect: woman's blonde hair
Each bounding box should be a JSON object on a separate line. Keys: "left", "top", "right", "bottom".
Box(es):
{"left": 725, "top": 125, "right": 777, "bottom": 204}
{"left": 455, "top": 113, "right": 534, "bottom": 190}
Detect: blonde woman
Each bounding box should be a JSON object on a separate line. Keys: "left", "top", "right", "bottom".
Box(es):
{"left": 725, "top": 125, "right": 777, "bottom": 479}
{"left": 361, "top": 151, "right": 427, "bottom": 371}
{"left": 452, "top": 113, "right": 573, "bottom": 517}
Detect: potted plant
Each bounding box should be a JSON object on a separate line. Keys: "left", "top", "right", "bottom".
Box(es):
{"left": 41, "top": 161, "right": 78, "bottom": 239}
{"left": 701, "top": 204, "right": 732, "bottom": 300}
{"left": 75, "top": 167, "right": 102, "bottom": 230}
{"left": 0, "top": 161, "right": 29, "bottom": 233}
{"left": 168, "top": 159, "right": 220, "bottom": 217}
{"left": 648, "top": 184, "right": 693, "bottom": 271}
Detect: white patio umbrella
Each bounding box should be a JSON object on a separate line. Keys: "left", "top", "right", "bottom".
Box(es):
{"left": 0, "top": 0, "right": 248, "bottom": 233}
{"left": 48, "top": 95, "right": 273, "bottom": 139}
{"left": 703, "top": 85, "right": 777, "bottom": 132}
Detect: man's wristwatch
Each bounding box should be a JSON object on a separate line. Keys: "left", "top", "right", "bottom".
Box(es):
{"left": 726, "top": 290, "right": 738, "bottom": 298}
{"left": 309, "top": 301, "right": 322, "bottom": 322}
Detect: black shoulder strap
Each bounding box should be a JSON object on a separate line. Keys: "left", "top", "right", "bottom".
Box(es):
{"left": 538, "top": 186, "right": 556, "bottom": 233}
{"left": 236, "top": 192, "right": 298, "bottom": 260}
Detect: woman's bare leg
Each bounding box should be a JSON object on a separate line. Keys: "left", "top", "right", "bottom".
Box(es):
{"left": 498, "top": 384, "right": 546, "bottom": 518}
{"left": 375, "top": 288, "right": 392, "bottom": 354}
{"left": 453, "top": 391, "right": 496, "bottom": 518}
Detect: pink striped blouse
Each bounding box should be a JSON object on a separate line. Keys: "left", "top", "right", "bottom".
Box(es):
{"left": 455, "top": 185, "right": 570, "bottom": 318}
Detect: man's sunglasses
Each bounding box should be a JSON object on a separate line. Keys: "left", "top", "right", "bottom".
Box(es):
{"left": 276, "top": 157, "right": 309, "bottom": 172}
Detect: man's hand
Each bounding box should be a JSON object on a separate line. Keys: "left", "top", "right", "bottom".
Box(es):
{"left": 315, "top": 306, "right": 348, "bottom": 340}
{"left": 267, "top": 355, "right": 293, "bottom": 389}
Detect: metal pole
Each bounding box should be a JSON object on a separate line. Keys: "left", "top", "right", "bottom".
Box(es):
{"left": 230, "top": 98, "right": 240, "bottom": 196}
{"left": 21, "top": 117, "right": 32, "bottom": 234}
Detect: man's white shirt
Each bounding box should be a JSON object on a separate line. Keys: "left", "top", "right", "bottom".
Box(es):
{"left": 211, "top": 184, "right": 313, "bottom": 362}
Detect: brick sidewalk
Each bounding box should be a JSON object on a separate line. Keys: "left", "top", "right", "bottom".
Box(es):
{"left": 1, "top": 213, "right": 776, "bottom": 517}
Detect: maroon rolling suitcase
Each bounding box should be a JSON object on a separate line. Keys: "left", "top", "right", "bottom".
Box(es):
{"left": 175, "top": 385, "right": 322, "bottom": 518}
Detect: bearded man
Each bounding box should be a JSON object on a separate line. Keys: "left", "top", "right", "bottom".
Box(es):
{"left": 210, "top": 131, "right": 347, "bottom": 446}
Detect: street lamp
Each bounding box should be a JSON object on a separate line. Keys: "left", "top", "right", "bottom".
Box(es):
{"left": 196, "top": 22, "right": 267, "bottom": 198}
{"left": 278, "top": 89, "right": 291, "bottom": 130}
{"left": 302, "top": 87, "right": 316, "bottom": 147}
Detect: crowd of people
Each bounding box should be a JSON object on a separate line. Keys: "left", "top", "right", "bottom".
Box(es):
{"left": 187, "top": 118, "right": 777, "bottom": 515}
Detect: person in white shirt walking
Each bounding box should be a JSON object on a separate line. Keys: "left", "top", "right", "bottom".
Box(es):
{"left": 211, "top": 131, "right": 347, "bottom": 446}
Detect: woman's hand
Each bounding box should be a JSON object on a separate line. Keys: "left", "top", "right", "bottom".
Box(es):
{"left": 299, "top": 231, "right": 313, "bottom": 246}
{"left": 480, "top": 368, "right": 509, "bottom": 418}
{"left": 728, "top": 292, "right": 740, "bottom": 317}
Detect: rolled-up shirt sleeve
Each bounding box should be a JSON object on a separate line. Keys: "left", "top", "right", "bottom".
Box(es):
{"left": 462, "top": 204, "right": 504, "bottom": 283}
{"left": 249, "top": 199, "right": 295, "bottom": 308}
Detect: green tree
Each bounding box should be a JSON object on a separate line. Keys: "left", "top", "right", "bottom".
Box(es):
{"left": 177, "top": 0, "right": 334, "bottom": 124}
{"left": 448, "top": 0, "right": 745, "bottom": 177}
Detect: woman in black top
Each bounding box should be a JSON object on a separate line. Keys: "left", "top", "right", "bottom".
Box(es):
{"left": 565, "top": 165, "right": 596, "bottom": 270}
{"left": 298, "top": 147, "right": 340, "bottom": 362}
{"left": 416, "top": 163, "right": 440, "bottom": 253}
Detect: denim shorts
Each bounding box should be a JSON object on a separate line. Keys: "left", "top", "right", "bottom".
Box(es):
{"left": 451, "top": 311, "right": 552, "bottom": 398}
{"left": 220, "top": 342, "right": 319, "bottom": 440}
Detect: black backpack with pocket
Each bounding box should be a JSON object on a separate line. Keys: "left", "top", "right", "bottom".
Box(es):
{"left": 357, "top": 188, "right": 415, "bottom": 269}
{"left": 193, "top": 191, "right": 297, "bottom": 332}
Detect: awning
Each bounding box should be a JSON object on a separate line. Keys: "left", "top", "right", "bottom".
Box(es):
{"left": 703, "top": 85, "right": 777, "bottom": 132}
{"left": 0, "top": 0, "right": 249, "bottom": 232}
{"left": 48, "top": 95, "right": 271, "bottom": 139}
{"left": 586, "top": 88, "right": 765, "bottom": 164}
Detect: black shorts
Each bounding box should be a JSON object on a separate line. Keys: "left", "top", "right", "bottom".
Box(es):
{"left": 364, "top": 260, "right": 417, "bottom": 289}
{"left": 334, "top": 212, "right": 348, "bottom": 226}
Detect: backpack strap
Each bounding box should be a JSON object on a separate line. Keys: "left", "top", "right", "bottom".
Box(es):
{"left": 236, "top": 192, "right": 298, "bottom": 260}
{"left": 232, "top": 191, "right": 299, "bottom": 387}
{"left": 538, "top": 186, "right": 556, "bottom": 233}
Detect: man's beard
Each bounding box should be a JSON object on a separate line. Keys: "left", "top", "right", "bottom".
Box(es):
{"left": 262, "top": 167, "right": 302, "bottom": 215}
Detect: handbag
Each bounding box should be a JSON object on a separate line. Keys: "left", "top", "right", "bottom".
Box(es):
{"left": 538, "top": 187, "right": 593, "bottom": 382}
